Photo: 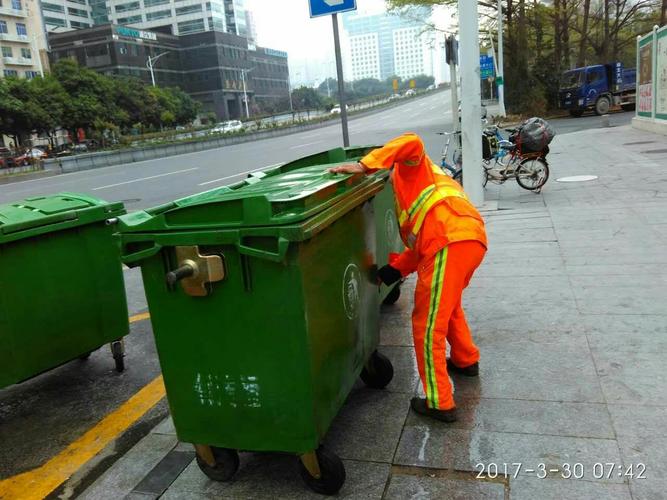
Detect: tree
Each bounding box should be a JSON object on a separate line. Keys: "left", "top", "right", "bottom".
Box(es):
{"left": 291, "top": 86, "right": 325, "bottom": 118}
{"left": 27, "top": 75, "right": 68, "bottom": 148}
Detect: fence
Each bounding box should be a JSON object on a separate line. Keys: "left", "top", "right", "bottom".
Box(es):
{"left": 633, "top": 24, "right": 667, "bottom": 135}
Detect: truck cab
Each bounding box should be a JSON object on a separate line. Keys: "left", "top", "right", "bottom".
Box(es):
{"left": 559, "top": 63, "right": 636, "bottom": 117}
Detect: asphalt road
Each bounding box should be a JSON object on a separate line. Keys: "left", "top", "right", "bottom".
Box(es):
{"left": 0, "top": 91, "right": 636, "bottom": 490}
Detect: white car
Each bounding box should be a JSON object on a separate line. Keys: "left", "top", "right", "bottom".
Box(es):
{"left": 212, "top": 120, "right": 244, "bottom": 134}
{"left": 330, "top": 105, "right": 347, "bottom": 115}
{"left": 405, "top": 89, "right": 416, "bottom": 96}
{"left": 389, "top": 93, "right": 402, "bottom": 101}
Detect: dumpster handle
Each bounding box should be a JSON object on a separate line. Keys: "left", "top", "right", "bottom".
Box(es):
{"left": 237, "top": 237, "right": 289, "bottom": 262}
{"left": 121, "top": 242, "right": 163, "bottom": 264}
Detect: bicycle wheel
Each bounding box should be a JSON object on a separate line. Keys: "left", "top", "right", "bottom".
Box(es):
{"left": 516, "top": 157, "right": 549, "bottom": 191}
{"left": 453, "top": 169, "right": 463, "bottom": 185}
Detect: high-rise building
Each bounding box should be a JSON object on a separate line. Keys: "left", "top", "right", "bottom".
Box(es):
{"left": 0, "top": 0, "right": 49, "bottom": 78}
{"left": 342, "top": 8, "right": 433, "bottom": 81}
{"left": 40, "top": 0, "right": 248, "bottom": 36}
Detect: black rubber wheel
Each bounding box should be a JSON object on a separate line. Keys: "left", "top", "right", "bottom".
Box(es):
{"left": 196, "top": 447, "right": 239, "bottom": 482}
{"left": 79, "top": 352, "right": 92, "bottom": 361}
{"left": 298, "top": 446, "right": 346, "bottom": 495}
{"left": 111, "top": 341, "right": 125, "bottom": 373}
{"left": 568, "top": 109, "right": 584, "bottom": 117}
{"left": 453, "top": 169, "right": 463, "bottom": 186}
{"left": 595, "top": 96, "right": 610, "bottom": 116}
{"left": 516, "top": 158, "right": 549, "bottom": 191}
{"left": 382, "top": 284, "right": 401, "bottom": 305}
{"left": 360, "top": 350, "right": 394, "bottom": 389}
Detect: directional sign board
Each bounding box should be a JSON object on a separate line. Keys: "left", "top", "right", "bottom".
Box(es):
{"left": 480, "top": 55, "right": 494, "bottom": 79}
{"left": 309, "top": 0, "right": 357, "bottom": 18}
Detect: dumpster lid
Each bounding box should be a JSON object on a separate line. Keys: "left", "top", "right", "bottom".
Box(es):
{"left": 0, "top": 193, "right": 125, "bottom": 243}
{"left": 118, "top": 163, "right": 384, "bottom": 232}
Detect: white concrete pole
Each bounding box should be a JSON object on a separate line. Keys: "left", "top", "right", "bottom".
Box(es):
{"left": 497, "top": 0, "right": 506, "bottom": 116}
{"left": 450, "top": 61, "right": 459, "bottom": 129}
{"left": 458, "top": 0, "right": 484, "bottom": 206}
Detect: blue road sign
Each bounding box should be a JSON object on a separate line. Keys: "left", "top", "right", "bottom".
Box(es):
{"left": 480, "top": 55, "right": 495, "bottom": 79}
{"left": 309, "top": 0, "right": 357, "bottom": 18}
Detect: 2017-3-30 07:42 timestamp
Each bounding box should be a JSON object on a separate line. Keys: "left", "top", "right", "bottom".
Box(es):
{"left": 475, "top": 462, "right": 647, "bottom": 480}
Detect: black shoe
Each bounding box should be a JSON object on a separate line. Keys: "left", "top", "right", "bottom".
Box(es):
{"left": 410, "top": 397, "right": 458, "bottom": 422}
{"left": 446, "top": 358, "right": 479, "bottom": 377}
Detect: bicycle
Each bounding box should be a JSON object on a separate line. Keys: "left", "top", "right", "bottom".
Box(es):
{"left": 482, "top": 125, "right": 550, "bottom": 192}
{"left": 437, "top": 130, "right": 463, "bottom": 184}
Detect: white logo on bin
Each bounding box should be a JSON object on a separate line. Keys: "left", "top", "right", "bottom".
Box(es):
{"left": 385, "top": 209, "right": 397, "bottom": 243}
{"left": 342, "top": 263, "right": 361, "bottom": 320}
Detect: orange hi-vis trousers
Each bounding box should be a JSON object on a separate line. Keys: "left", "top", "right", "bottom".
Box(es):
{"left": 412, "top": 240, "right": 486, "bottom": 410}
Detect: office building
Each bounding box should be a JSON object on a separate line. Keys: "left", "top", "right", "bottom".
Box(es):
{"left": 40, "top": 0, "right": 248, "bottom": 36}
{"left": 0, "top": 0, "right": 49, "bottom": 78}
{"left": 49, "top": 24, "right": 289, "bottom": 119}
{"left": 342, "top": 7, "right": 433, "bottom": 81}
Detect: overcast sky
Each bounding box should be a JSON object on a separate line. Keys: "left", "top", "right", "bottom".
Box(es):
{"left": 246, "top": 0, "right": 400, "bottom": 60}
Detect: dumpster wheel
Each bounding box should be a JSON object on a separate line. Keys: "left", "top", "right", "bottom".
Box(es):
{"left": 110, "top": 340, "right": 125, "bottom": 373}
{"left": 382, "top": 284, "right": 401, "bottom": 306}
{"left": 360, "top": 350, "right": 394, "bottom": 389}
{"left": 195, "top": 446, "right": 239, "bottom": 482}
{"left": 299, "top": 446, "right": 345, "bottom": 495}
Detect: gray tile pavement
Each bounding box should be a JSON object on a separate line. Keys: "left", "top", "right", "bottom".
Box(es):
{"left": 80, "top": 125, "right": 667, "bottom": 498}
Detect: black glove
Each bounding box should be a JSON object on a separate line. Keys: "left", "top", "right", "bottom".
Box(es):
{"left": 377, "top": 265, "right": 402, "bottom": 286}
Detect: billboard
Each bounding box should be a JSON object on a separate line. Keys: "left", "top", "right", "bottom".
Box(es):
{"left": 638, "top": 41, "right": 653, "bottom": 115}
{"left": 657, "top": 31, "right": 667, "bottom": 118}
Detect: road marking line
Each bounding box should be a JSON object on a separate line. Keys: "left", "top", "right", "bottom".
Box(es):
{"left": 92, "top": 167, "right": 199, "bottom": 191}
{"left": 0, "top": 376, "right": 166, "bottom": 500}
{"left": 197, "top": 163, "right": 282, "bottom": 187}
{"left": 300, "top": 132, "right": 322, "bottom": 139}
{"left": 129, "top": 312, "right": 151, "bottom": 323}
{"left": 289, "top": 141, "right": 322, "bottom": 150}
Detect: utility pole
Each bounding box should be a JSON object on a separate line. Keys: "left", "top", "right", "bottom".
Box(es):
{"left": 241, "top": 68, "right": 254, "bottom": 119}
{"left": 458, "top": 0, "right": 484, "bottom": 206}
{"left": 332, "top": 13, "right": 350, "bottom": 147}
{"left": 446, "top": 35, "right": 459, "bottom": 129}
{"left": 496, "top": 0, "right": 506, "bottom": 116}
{"left": 146, "top": 51, "right": 170, "bottom": 87}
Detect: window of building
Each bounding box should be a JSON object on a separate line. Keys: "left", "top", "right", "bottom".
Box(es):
{"left": 144, "top": 0, "right": 168, "bottom": 6}
{"left": 11, "top": 0, "right": 21, "bottom": 9}
{"left": 16, "top": 23, "right": 27, "bottom": 36}
{"left": 1, "top": 46, "right": 12, "bottom": 57}
{"left": 41, "top": 2, "right": 64, "bottom": 12}
{"left": 67, "top": 7, "right": 88, "bottom": 17}
{"left": 43, "top": 16, "right": 66, "bottom": 27}
{"left": 20, "top": 47, "right": 30, "bottom": 58}
{"left": 3, "top": 69, "right": 18, "bottom": 77}
{"left": 146, "top": 9, "right": 170, "bottom": 21}
{"left": 117, "top": 15, "right": 142, "bottom": 23}
{"left": 25, "top": 70, "right": 40, "bottom": 79}
{"left": 70, "top": 21, "right": 91, "bottom": 28}
{"left": 115, "top": 1, "right": 139, "bottom": 12}
{"left": 177, "top": 18, "right": 205, "bottom": 34}
{"left": 0, "top": 21, "right": 9, "bottom": 34}
{"left": 175, "top": 4, "right": 201, "bottom": 15}
{"left": 208, "top": 16, "right": 224, "bottom": 31}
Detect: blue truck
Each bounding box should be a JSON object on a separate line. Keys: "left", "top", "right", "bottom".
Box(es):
{"left": 559, "top": 62, "right": 636, "bottom": 117}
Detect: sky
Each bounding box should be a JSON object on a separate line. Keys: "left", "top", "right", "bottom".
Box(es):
{"left": 246, "top": 0, "right": 456, "bottom": 86}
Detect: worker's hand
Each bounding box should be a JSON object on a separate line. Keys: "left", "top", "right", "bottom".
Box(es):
{"left": 377, "top": 264, "right": 402, "bottom": 286}
{"left": 329, "top": 162, "right": 365, "bottom": 174}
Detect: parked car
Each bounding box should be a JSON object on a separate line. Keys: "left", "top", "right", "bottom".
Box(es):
{"left": 11, "top": 147, "right": 48, "bottom": 166}
{"left": 405, "top": 89, "right": 416, "bottom": 96}
{"left": 389, "top": 93, "right": 402, "bottom": 101}
{"left": 0, "top": 148, "right": 16, "bottom": 168}
{"left": 330, "top": 105, "right": 348, "bottom": 114}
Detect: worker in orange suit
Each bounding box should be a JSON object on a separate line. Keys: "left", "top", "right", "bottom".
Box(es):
{"left": 330, "top": 133, "right": 487, "bottom": 422}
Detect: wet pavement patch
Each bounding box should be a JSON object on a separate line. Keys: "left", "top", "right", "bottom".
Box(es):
{"left": 641, "top": 149, "right": 667, "bottom": 154}
{"left": 131, "top": 449, "right": 195, "bottom": 497}
{"left": 623, "top": 141, "right": 656, "bottom": 146}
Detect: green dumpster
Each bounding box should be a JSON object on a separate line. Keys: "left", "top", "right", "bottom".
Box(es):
{"left": 275, "top": 146, "right": 406, "bottom": 305}
{"left": 117, "top": 163, "right": 395, "bottom": 495}
{"left": 0, "top": 193, "right": 129, "bottom": 389}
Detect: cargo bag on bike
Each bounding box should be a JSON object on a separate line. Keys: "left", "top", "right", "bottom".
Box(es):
{"left": 515, "top": 117, "right": 556, "bottom": 153}
{"left": 482, "top": 134, "right": 499, "bottom": 160}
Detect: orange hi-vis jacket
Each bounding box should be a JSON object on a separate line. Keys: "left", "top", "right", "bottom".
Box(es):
{"left": 360, "top": 133, "right": 488, "bottom": 275}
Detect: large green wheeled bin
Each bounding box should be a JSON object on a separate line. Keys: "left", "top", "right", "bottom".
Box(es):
{"left": 117, "top": 163, "right": 395, "bottom": 495}
{"left": 276, "top": 146, "right": 406, "bottom": 306}
{"left": 0, "top": 193, "right": 129, "bottom": 389}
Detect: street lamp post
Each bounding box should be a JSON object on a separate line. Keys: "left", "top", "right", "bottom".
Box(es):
{"left": 241, "top": 68, "right": 254, "bottom": 119}
{"left": 146, "top": 51, "right": 170, "bottom": 87}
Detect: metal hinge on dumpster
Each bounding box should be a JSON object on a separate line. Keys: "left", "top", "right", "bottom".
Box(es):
{"left": 166, "top": 246, "right": 226, "bottom": 297}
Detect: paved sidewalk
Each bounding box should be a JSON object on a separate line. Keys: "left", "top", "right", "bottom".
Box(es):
{"left": 80, "top": 124, "right": 667, "bottom": 500}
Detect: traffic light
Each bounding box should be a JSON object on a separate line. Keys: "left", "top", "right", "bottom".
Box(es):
{"left": 445, "top": 35, "right": 458, "bottom": 66}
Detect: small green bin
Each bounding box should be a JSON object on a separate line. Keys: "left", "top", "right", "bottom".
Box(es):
{"left": 0, "top": 193, "right": 129, "bottom": 388}
{"left": 118, "top": 163, "right": 395, "bottom": 495}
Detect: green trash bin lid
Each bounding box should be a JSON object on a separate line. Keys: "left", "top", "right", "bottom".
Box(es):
{"left": 119, "top": 163, "right": 386, "bottom": 233}
{"left": 0, "top": 193, "right": 125, "bottom": 244}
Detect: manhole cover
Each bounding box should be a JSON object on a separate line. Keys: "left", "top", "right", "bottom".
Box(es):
{"left": 556, "top": 175, "right": 598, "bottom": 183}
{"left": 623, "top": 141, "right": 656, "bottom": 146}
{"left": 642, "top": 149, "right": 667, "bottom": 154}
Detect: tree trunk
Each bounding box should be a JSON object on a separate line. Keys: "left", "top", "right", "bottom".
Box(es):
{"left": 577, "top": 0, "right": 591, "bottom": 67}
{"left": 662, "top": 0, "right": 667, "bottom": 26}
{"left": 553, "top": 0, "right": 562, "bottom": 74}
{"left": 562, "top": 0, "right": 571, "bottom": 69}
{"left": 533, "top": 0, "right": 543, "bottom": 60}
{"left": 603, "top": 0, "right": 610, "bottom": 60}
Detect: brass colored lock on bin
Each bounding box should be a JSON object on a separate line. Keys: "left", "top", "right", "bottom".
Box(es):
{"left": 166, "top": 246, "right": 226, "bottom": 297}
